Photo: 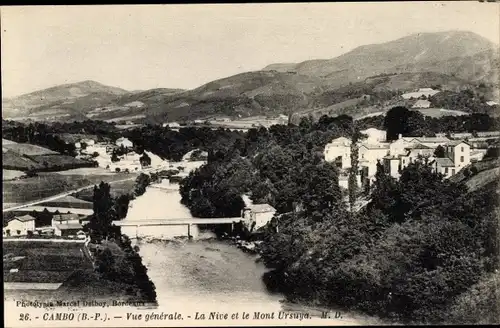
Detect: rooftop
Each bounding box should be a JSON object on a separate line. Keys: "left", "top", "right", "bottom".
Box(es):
{"left": 445, "top": 140, "right": 470, "bottom": 147}
{"left": 55, "top": 223, "right": 83, "bottom": 230}
{"left": 53, "top": 213, "right": 81, "bottom": 221}
{"left": 414, "top": 137, "right": 450, "bottom": 143}
{"left": 433, "top": 158, "right": 455, "bottom": 167}
{"left": 13, "top": 215, "right": 35, "bottom": 222}
{"left": 407, "top": 143, "right": 432, "bottom": 150}
{"left": 245, "top": 204, "right": 276, "bottom": 213}
{"left": 360, "top": 143, "right": 390, "bottom": 149}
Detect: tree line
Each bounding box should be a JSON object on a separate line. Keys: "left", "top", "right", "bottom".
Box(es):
{"left": 176, "top": 114, "right": 498, "bottom": 324}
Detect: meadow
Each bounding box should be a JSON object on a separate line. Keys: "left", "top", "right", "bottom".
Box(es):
{"left": 2, "top": 171, "right": 137, "bottom": 204}
{"left": 3, "top": 241, "right": 92, "bottom": 283}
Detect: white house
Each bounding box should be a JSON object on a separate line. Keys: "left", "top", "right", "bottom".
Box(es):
{"left": 361, "top": 128, "right": 387, "bottom": 143}
{"left": 359, "top": 143, "right": 390, "bottom": 164}
{"left": 54, "top": 223, "right": 84, "bottom": 237}
{"left": 324, "top": 137, "right": 352, "bottom": 168}
{"left": 389, "top": 136, "right": 418, "bottom": 157}
{"left": 115, "top": 137, "right": 133, "bottom": 148}
{"left": 3, "top": 215, "right": 36, "bottom": 236}
{"left": 52, "top": 213, "right": 81, "bottom": 227}
{"left": 412, "top": 99, "right": 431, "bottom": 109}
{"left": 163, "top": 122, "right": 181, "bottom": 128}
{"left": 242, "top": 204, "right": 276, "bottom": 231}
{"left": 432, "top": 140, "right": 471, "bottom": 178}
{"left": 402, "top": 88, "right": 440, "bottom": 100}
{"left": 215, "top": 116, "right": 232, "bottom": 122}
{"left": 80, "top": 138, "right": 96, "bottom": 146}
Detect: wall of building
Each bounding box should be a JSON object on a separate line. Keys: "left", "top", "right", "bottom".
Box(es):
{"left": 255, "top": 212, "right": 275, "bottom": 230}
{"left": 324, "top": 145, "right": 351, "bottom": 168}
{"left": 4, "top": 220, "right": 35, "bottom": 236}
{"left": 448, "top": 144, "right": 471, "bottom": 169}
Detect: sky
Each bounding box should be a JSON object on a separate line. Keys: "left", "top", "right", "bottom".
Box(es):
{"left": 1, "top": 2, "right": 499, "bottom": 98}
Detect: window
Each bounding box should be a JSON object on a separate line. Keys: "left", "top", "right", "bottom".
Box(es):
{"left": 445, "top": 168, "right": 449, "bottom": 174}
{"left": 452, "top": 169, "right": 455, "bottom": 175}
{"left": 460, "top": 156, "right": 464, "bottom": 162}
{"left": 461, "top": 147, "right": 464, "bottom": 152}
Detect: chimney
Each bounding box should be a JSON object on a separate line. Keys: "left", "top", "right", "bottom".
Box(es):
{"left": 398, "top": 134, "right": 402, "bottom": 140}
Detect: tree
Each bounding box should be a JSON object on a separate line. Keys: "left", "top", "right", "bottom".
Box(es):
{"left": 384, "top": 106, "right": 411, "bottom": 141}
{"left": 434, "top": 145, "right": 446, "bottom": 158}
{"left": 111, "top": 152, "right": 120, "bottom": 163}
{"left": 134, "top": 173, "right": 151, "bottom": 197}
{"left": 139, "top": 152, "right": 151, "bottom": 168}
{"left": 87, "top": 182, "right": 118, "bottom": 241}
{"left": 348, "top": 127, "right": 361, "bottom": 213}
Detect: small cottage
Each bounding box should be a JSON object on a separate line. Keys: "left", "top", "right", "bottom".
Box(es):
{"left": 3, "top": 215, "right": 36, "bottom": 236}
{"left": 242, "top": 204, "right": 276, "bottom": 231}
{"left": 54, "top": 223, "right": 84, "bottom": 237}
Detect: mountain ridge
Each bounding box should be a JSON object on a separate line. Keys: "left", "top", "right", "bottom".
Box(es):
{"left": 3, "top": 30, "right": 498, "bottom": 123}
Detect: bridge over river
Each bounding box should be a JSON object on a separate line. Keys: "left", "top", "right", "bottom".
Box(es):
{"left": 113, "top": 217, "right": 245, "bottom": 239}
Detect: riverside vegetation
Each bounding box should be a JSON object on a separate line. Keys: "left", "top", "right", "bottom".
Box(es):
{"left": 174, "top": 110, "right": 499, "bottom": 324}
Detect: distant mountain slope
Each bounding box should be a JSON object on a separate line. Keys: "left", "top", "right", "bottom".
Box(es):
{"left": 2, "top": 81, "right": 185, "bottom": 122}
{"left": 3, "top": 31, "right": 497, "bottom": 123}
{"left": 2, "top": 80, "right": 129, "bottom": 118}
{"left": 263, "top": 31, "right": 499, "bottom": 85}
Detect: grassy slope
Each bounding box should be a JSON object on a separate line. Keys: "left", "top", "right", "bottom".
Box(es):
{"left": 2, "top": 171, "right": 137, "bottom": 204}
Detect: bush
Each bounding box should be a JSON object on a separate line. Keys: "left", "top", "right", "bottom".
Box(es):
{"left": 470, "top": 166, "right": 478, "bottom": 175}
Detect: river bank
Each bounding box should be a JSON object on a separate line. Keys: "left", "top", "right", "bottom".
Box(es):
{"left": 119, "top": 181, "right": 382, "bottom": 325}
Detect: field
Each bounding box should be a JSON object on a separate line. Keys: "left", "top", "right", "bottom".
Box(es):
{"left": 3, "top": 169, "right": 26, "bottom": 181}
{"left": 3, "top": 143, "right": 58, "bottom": 156}
{"left": 3, "top": 241, "right": 92, "bottom": 283}
{"left": 74, "top": 178, "right": 137, "bottom": 201}
{"left": 54, "top": 167, "right": 115, "bottom": 176}
{"left": 2, "top": 171, "right": 137, "bottom": 205}
{"left": 29, "top": 154, "right": 95, "bottom": 170}
{"left": 2, "top": 150, "right": 42, "bottom": 171}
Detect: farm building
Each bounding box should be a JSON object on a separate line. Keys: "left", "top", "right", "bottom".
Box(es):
{"left": 3, "top": 215, "right": 36, "bottom": 236}
{"left": 242, "top": 204, "right": 276, "bottom": 231}
{"left": 54, "top": 223, "right": 84, "bottom": 237}
{"left": 402, "top": 88, "right": 440, "bottom": 100}
{"left": 163, "top": 122, "right": 181, "bottom": 128}
{"left": 115, "top": 137, "right": 133, "bottom": 148}
{"left": 52, "top": 213, "right": 81, "bottom": 227}
{"left": 412, "top": 99, "right": 431, "bottom": 109}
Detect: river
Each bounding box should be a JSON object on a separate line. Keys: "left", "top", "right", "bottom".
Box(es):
{"left": 120, "top": 178, "right": 380, "bottom": 326}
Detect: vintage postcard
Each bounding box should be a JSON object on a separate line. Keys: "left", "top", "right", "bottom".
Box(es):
{"left": 2, "top": 2, "right": 499, "bottom": 327}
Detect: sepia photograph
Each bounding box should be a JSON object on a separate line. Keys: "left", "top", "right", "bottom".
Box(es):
{"left": 2, "top": 2, "right": 499, "bottom": 326}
